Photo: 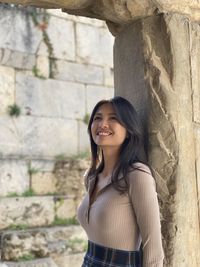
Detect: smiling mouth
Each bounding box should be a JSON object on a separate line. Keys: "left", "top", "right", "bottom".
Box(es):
{"left": 97, "top": 131, "right": 112, "bottom": 136}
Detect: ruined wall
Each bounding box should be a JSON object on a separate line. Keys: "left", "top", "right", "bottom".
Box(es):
{"left": 0, "top": 5, "right": 114, "bottom": 266}
{"left": 0, "top": 5, "right": 114, "bottom": 197}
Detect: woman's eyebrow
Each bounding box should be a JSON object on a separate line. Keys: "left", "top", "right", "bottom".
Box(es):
{"left": 95, "top": 112, "right": 116, "bottom": 115}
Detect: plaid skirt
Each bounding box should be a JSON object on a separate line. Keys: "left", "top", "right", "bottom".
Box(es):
{"left": 81, "top": 240, "right": 142, "bottom": 267}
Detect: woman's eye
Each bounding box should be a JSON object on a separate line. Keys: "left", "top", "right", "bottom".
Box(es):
{"left": 93, "top": 116, "right": 101, "bottom": 121}
{"left": 110, "top": 117, "right": 117, "bottom": 120}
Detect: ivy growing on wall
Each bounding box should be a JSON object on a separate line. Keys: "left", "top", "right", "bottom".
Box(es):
{"left": 30, "top": 8, "right": 57, "bottom": 78}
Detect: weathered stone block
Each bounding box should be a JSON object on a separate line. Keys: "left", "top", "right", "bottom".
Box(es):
{"left": 55, "top": 60, "right": 104, "bottom": 85}
{"left": 0, "top": 116, "right": 78, "bottom": 158}
{"left": 30, "top": 159, "right": 55, "bottom": 172}
{"left": 86, "top": 85, "right": 114, "bottom": 113}
{"left": 76, "top": 23, "right": 114, "bottom": 67}
{"left": 31, "top": 172, "right": 56, "bottom": 195}
{"left": 53, "top": 252, "right": 85, "bottom": 267}
{"left": 0, "top": 48, "right": 36, "bottom": 70}
{"left": 53, "top": 158, "right": 89, "bottom": 206}
{"left": 1, "top": 226, "right": 87, "bottom": 261}
{"left": 0, "top": 196, "right": 54, "bottom": 230}
{"left": 55, "top": 197, "right": 76, "bottom": 219}
{"left": 103, "top": 66, "right": 114, "bottom": 87}
{"left": 3, "top": 258, "right": 58, "bottom": 267}
{"left": 36, "top": 56, "right": 49, "bottom": 78}
{"left": 190, "top": 23, "right": 200, "bottom": 124}
{"left": 47, "top": 8, "right": 71, "bottom": 19}
{"left": 47, "top": 9, "right": 105, "bottom": 27}
{"left": 16, "top": 73, "right": 86, "bottom": 119}
{"left": 3, "top": 231, "right": 49, "bottom": 260}
{"left": 194, "top": 125, "right": 200, "bottom": 221}
{"left": 37, "top": 40, "right": 48, "bottom": 57}
{"left": 0, "top": 65, "right": 15, "bottom": 115}
{"left": 42, "top": 15, "right": 75, "bottom": 61}
{"left": 47, "top": 225, "right": 87, "bottom": 241}
{"left": 0, "top": 160, "right": 29, "bottom": 197}
{"left": 0, "top": 7, "right": 42, "bottom": 54}
{"left": 78, "top": 120, "right": 90, "bottom": 154}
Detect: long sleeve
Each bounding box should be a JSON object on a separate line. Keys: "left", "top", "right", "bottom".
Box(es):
{"left": 128, "top": 164, "right": 164, "bottom": 267}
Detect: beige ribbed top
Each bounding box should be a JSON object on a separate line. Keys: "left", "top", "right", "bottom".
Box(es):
{"left": 77, "top": 162, "right": 164, "bottom": 267}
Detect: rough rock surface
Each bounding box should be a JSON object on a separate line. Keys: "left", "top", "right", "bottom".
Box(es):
{"left": 0, "top": 197, "right": 54, "bottom": 229}
{"left": 114, "top": 13, "right": 200, "bottom": 267}
{"left": 1, "top": 225, "right": 87, "bottom": 261}
{"left": 1, "top": 1, "right": 200, "bottom": 24}
{"left": 2, "top": 258, "right": 58, "bottom": 267}
{"left": 53, "top": 158, "right": 90, "bottom": 207}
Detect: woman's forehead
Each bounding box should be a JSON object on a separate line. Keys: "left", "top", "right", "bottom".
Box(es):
{"left": 95, "top": 103, "right": 115, "bottom": 114}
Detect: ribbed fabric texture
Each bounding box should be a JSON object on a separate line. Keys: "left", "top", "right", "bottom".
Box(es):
{"left": 77, "top": 162, "right": 164, "bottom": 267}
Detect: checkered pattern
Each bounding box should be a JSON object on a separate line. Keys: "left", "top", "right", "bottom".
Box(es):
{"left": 81, "top": 241, "right": 142, "bottom": 267}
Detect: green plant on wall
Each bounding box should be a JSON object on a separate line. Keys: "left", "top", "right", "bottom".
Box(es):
{"left": 52, "top": 215, "right": 79, "bottom": 226}
{"left": 30, "top": 8, "right": 57, "bottom": 78}
{"left": 7, "top": 192, "right": 19, "bottom": 197}
{"left": 55, "top": 152, "right": 90, "bottom": 163}
{"left": 28, "top": 166, "right": 39, "bottom": 176}
{"left": 7, "top": 103, "right": 21, "bottom": 117}
{"left": 71, "top": 151, "right": 90, "bottom": 160}
{"left": 27, "top": 159, "right": 40, "bottom": 176}
{"left": 27, "top": 160, "right": 39, "bottom": 197}
{"left": 54, "top": 154, "right": 68, "bottom": 162}
{"left": 10, "top": 224, "right": 29, "bottom": 230}
{"left": 22, "top": 189, "right": 35, "bottom": 197}
{"left": 17, "top": 253, "right": 36, "bottom": 262}
{"left": 32, "top": 65, "right": 46, "bottom": 79}
{"left": 7, "top": 189, "right": 35, "bottom": 197}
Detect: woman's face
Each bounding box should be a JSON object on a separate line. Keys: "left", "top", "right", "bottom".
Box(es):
{"left": 91, "top": 103, "right": 127, "bottom": 149}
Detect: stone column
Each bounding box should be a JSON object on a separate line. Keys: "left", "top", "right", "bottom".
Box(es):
{"left": 114, "top": 13, "right": 200, "bottom": 267}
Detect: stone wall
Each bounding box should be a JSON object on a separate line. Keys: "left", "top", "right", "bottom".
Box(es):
{"left": 0, "top": 4, "right": 114, "bottom": 196}
{"left": 0, "top": 5, "right": 114, "bottom": 266}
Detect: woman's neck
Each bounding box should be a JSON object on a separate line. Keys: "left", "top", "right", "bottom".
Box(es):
{"left": 100, "top": 147, "right": 120, "bottom": 178}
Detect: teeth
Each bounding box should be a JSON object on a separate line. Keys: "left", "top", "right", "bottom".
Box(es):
{"left": 98, "top": 132, "right": 112, "bottom": 136}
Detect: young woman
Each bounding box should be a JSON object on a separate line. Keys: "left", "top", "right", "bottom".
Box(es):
{"left": 77, "top": 96, "right": 164, "bottom": 267}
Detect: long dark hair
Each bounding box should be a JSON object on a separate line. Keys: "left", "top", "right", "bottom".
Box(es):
{"left": 86, "top": 96, "right": 149, "bottom": 193}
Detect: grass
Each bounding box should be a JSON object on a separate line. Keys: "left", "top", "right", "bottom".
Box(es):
{"left": 17, "top": 253, "right": 36, "bottom": 261}
{"left": 71, "top": 151, "right": 90, "bottom": 160}
{"left": 7, "top": 189, "right": 35, "bottom": 197}
{"left": 10, "top": 224, "right": 29, "bottom": 230}
{"left": 7, "top": 192, "right": 19, "bottom": 197}
{"left": 52, "top": 216, "right": 79, "bottom": 226}
{"left": 55, "top": 151, "right": 90, "bottom": 162}
{"left": 21, "top": 189, "right": 35, "bottom": 197}
{"left": 54, "top": 154, "right": 67, "bottom": 161}
{"left": 7, "top": 189, "right": 55, "bottom": 197}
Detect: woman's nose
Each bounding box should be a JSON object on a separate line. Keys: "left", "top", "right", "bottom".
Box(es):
{"left": 99, "top": 119, "right": 109, "bottom": 128}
